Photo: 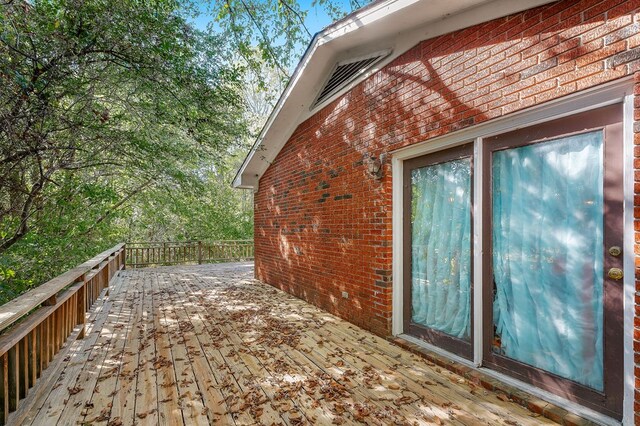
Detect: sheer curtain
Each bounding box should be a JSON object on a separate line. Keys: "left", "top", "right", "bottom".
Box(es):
{"left": 492, "top": 132, "right": 604, "bottom": 390}
{"left": 411, "top": 158, "right": 471, "bottom": 340}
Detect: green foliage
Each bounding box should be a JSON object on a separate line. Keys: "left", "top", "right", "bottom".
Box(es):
{"left": 208, "top": 0, "right": 363, "bottom": 78}
{"left": 0, "top": 0, "right": 250, "bottom": 304}
{"left": 0, "top": 0, "right": 361, "bottom": 305}
{"left": 121, "top": 156, "right": 253, "bottom": 242}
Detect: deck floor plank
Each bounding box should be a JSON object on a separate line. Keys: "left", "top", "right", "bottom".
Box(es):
{"left": 277, "top": 293, "right": 541, "bottom": 426}
{"left": 189, "top": 272, "right": 467, "bottom": 426}
{"left": 31, "top": 275, "right": 130, "bottom": 425}
{"left": 183, "top": 273, "right": 330, "bottom": 425}
{"left": 22, "top": 263, "right": 556, "bottom": 426}
{"left": 177, "top": 270, "right": 293, "bottom": 425}
{"left": 80, "top": 273, "right": 142, "bottom": 426}
{"left": 152, "top": 272, "right": 185, "bottom": 426}
{"left": 159, "top": 272, "right": 210, "bottom": 424}
{"left": 22, "top": 283, "right": 114, "bottom": 425}
{"left": 128, "top": 272, "right": 160, "bottom": 426}
{"left": 33, "top": 278, "right": 126, "bottom": 425}
{"left": 78, "top": 275, "right": 138, "bottom": 424}
{"left": 163, "top": 271, "right": 238, "bottom": 425}
{"left": 112, "top": 274, "right": 147, "bottom": 425}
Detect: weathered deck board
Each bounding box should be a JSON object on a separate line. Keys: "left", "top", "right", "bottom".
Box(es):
{"left": 23, "top": 263, "right": 554, "bottom": 426}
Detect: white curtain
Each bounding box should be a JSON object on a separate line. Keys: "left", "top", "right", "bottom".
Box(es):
{"left": 492, "top": 132, "right": 604, "bottom": 390}
{"left": 411, "top": 158, "right": 471, "bottom": 340}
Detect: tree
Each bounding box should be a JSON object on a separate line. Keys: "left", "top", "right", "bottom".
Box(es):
{"left": 0, "top": 0, "right": 366, "bottom": 304}
{"left": 120, "top": 153, "right": 253, "bottom": 243}
{"left": 0, "top": 0, "right": 246, "bottom": 256}
{"left": 209, "top": 0, "right": 364, "bottom": 78}
{"left": 0, "top": 0, "right": 248, "bottom": 302}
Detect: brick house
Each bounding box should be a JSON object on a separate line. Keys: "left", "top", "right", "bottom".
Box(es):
{"left": 234, "top": 0, "right": 640, "bottom": 423}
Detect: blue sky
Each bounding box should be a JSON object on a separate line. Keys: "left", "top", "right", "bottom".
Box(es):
{"left": 189, "top": 0, "right": 354, "bottom": 35}
{"left": 187, "top": 0, "right": 359, "bottom": 74}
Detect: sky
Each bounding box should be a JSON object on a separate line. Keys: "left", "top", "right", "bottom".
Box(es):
{"left": 189, "top": 0, "right": 354, "bottom": 36}
{"left": 186, "top": 0, "right": 358, "bottom": 74}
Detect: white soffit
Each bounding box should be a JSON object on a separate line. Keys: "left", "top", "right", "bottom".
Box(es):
{"left": 233, "top": 0, "right": 557, "bottom": 189}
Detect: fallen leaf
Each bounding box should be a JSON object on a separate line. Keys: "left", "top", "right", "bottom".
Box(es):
{"left": 68, "top": 387, "right": 84, "bottom": 395}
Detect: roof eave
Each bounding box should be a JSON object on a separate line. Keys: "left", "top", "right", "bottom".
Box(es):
{"left": 232, "top": 31, "right": 321, "bottom": 189}
{"left": 233, "top": 0, "right": 557, "bottom": 189}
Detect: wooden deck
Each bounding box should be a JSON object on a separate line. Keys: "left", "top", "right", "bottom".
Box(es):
{"left": 22, "top": 263, "right": 552, "bottom": 425}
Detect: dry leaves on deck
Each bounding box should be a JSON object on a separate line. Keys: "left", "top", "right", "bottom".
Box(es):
{"left": 30, "top": 265, "right": 552, "bottom": 426}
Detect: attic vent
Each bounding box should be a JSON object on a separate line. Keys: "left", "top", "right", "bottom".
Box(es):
{"left": 312, "top": 50, "right": 390, "bottom": 109}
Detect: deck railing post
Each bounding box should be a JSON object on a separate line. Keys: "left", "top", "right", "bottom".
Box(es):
{"left": 41, "top": 295, "right": 57, "bottom": 307}
{"left": 76, "top": 274, "right": 87, "bottom": 339}
{"left": 2, "top": 353, "right": 8, "bottom": 424}
{"left": 163, "top": 242, "right": 167, "bottom": 266}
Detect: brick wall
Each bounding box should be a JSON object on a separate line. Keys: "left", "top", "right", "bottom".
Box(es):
{"left": 254, "top": 0, "right": 640, "bottom": 417}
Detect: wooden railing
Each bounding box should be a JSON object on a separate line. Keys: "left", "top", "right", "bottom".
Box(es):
{"left": 0, "top": 244, "right": 125, "bottom": 425}
{"left": 125, "top": 240, "right": 254, "bottom": 268}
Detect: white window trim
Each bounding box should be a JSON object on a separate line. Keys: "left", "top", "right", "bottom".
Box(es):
{"left": 391, "top": 76, "right": 633, "bottom": 425}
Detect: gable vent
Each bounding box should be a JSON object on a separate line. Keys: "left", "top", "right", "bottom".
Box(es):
{"left": 312, "top": 50, "right": 390, "bottom": 109}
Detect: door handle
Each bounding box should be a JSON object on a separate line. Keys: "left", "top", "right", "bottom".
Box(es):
{"left": 608, "top": 268, "right": 623, "bottom": 280}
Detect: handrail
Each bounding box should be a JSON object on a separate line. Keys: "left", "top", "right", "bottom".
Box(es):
{"left": 125, "top": 240, "right": 253, "bottom": 268}
{"left": 126, "top": 239, "right": 252, "bottom": 246}
{"left": 0, "top": 243, "right": 124, "bottom": 334}
{"left": 0, "top": 243, "right": 125, "bottom": 425}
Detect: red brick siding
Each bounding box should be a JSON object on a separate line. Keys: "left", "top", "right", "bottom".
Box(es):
{"left": 254, "top": 0, "right": 640, "bottom": 417}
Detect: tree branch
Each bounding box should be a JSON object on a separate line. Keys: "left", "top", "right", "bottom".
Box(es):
{"left": 278, "top": 0, "right": 312, "bottom": 37}
{"left": 236, "top": 0, "right": 290, "bottom": 77}
{"left": 0, "top": 167, "right": 55, "bottom": 255}
{"left": 79, "top": 178, "right": 155, "bottom": 236}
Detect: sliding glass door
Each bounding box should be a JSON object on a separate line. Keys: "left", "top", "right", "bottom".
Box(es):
{"left": 483, "top": 104, "right": 623, "bottom": 417}
{"left": 401, "top": 104, "right": 624, "bottom": 418}
{"left": 403, "top": 144, "right": 473, "bottom": 359}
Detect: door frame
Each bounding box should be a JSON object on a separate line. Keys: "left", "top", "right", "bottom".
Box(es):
{"left": 402, "top": 143, "right": 475, "bottom": 360}
{"left": 390, "top": 77, "right": 634, "bottom": 424}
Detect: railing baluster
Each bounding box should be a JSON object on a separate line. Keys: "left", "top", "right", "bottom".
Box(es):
{"left": 61, "top": 303, "right": 66, "bottom": 347}
{"left": 36, "top": 324, "right": 42, "bottom": 379}
{"left": 77, "top": 279, "right": 86, "bottom": 339}
{"left": 49, "top": 313, "right": 54, "bottom": 363}
{"left": 59, "top": 305, "right": 64, "bottom": 350}
{"left": 65, "top": 301, "right": 70, "bottom": 341}
{"left": 1, "top": 353, "right": 7, "bottom": 425}
{"left": 43, "top": 318, "right": 50, "bottom": 370}
{"left": 19, "top": 338, "right": 27, "bottom": 399}
{"left": 29, "top": 331, "right": 36, "bottom": 388}
{"left": 54, "top": 307, "right": 60, "bottom": 352}
{"left": 7, "top": 347, "right": 17, "bottom": 413}
{"left": 52, "top": 309, "right": 57, "bottom": 360}
{"left": 49, "top": 313, "right": 55, "bottom": 361}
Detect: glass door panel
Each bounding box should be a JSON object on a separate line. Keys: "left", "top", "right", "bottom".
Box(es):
{"left": 403, "top": 144, "right": 473, "bottom": 358}
{"left": 483, "top": 103, "right": 623, "bottom": 419}
{"left": 491, "top": 132, "right": 604, "bottom": 390}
